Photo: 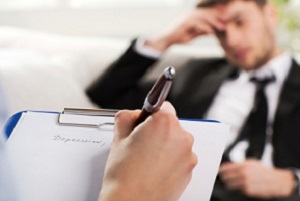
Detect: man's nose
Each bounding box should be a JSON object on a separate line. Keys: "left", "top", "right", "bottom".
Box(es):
{"left": 225, "top": 27, "right": 241, "bottom": 48}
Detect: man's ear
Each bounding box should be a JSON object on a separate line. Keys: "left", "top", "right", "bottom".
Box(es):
{"left": 263, "top": 2, "right": 278, "bottom": 28}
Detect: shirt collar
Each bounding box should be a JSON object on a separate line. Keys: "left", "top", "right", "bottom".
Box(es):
{"left": 240, "top": 52, "right": 292, "bottom": 84}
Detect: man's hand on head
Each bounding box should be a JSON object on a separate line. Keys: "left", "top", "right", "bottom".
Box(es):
{"left": 145, "top": 7, "right": 225, "bottom": 52}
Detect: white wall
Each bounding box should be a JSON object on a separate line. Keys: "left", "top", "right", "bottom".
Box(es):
{"left": 0, "top": 8, "right": 185, "bottom": 37}
{"left": 0, "top": 7, "right": 298, "bottom": 60}
{"left": 0, "top": 7, "right": 222, "bottom": 49}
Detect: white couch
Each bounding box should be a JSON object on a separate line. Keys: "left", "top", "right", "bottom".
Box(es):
{"left": 0, "top": 27, "right": 131, "bottom": 115}
{"left": 0, "top": 27, "right": 224, "bottom": 116}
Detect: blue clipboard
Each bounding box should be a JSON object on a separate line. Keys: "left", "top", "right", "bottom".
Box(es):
{"left": 3, "top": 109, "right": 219, "bottom": 139}
{"left": 3, "top": 111, "right": 58, "bottom": 139}
{"left": 3, "top": 108, "right": 122, "bottom": 140}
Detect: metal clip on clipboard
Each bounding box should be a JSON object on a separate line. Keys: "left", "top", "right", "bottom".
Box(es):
{"left": 58, "top": 108, "right": 118, "bottom": 128}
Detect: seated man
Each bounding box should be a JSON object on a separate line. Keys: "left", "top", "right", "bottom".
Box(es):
{"left": 87, "top": 0, "right": 300, "bottom": 200}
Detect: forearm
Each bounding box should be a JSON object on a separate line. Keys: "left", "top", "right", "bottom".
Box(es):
{"left": 145, "top": 36, "right": 174, "bottom": 53}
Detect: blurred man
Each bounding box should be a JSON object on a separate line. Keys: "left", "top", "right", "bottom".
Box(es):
{"left": 87, "top": 0, "right": 300, "bottom": 200}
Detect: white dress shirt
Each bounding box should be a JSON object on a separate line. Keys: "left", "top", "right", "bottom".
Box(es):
{"left": 205, "top": 52, "right": 292, "bottom": 166}
{"left": 134, "top": 37, "right": 162, "bottom": 59}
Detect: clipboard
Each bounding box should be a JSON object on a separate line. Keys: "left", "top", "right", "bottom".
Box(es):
{"left": 4, "top": 108, "right": 230, "bottom": 201}
{"left": 4, "top": 108, "right": 118, "bottom": 139}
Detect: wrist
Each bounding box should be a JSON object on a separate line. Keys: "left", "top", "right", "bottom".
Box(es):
{"left": 275, "top": 169, "right": 298, "bottom": 197}
{"left": 145, "top": 36, "right": 172, "bottom": 52}
{"left": 99, "top": 181, "right": 150, "bottom": 201}
{"left": 98, "top": 184, "right": 137, "bottom": 201}
{"left": 290, "top": 169, "right": 300, "bottom": 195}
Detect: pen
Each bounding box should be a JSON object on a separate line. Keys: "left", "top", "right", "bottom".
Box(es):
{"left": 135, "top": 66, "right": 176, "bottom": 126}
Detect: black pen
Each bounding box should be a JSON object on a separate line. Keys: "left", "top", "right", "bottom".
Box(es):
{"left": 135, "top": 66, "right": 176, "bottom": 126}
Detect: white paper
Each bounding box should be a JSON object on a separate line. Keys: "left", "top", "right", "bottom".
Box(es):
{"left": 6, "top": 111, "right": 229, "bottom": 201}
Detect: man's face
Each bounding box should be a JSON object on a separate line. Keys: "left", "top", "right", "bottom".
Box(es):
{"left": 214, "top": 1, "right": 278, "bottom": 70}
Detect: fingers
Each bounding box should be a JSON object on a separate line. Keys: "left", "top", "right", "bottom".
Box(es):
{"left": 219, "top": 162, "right": 244, "bottom": 190}
{"left": 114, "top": 110, "right": 140, "bottom": 140}
{"left": 160, "top": 101, "right": 177, "bottom": 115}
{"left": 205, "top": 16, "right": 225, "bottom": 32}
{"left": 219, "top": 162, "right": 239, "bottom": 173}
{"left": 225, "top": 179, "right": 244, "bottom": 190}
{"left": 114, "top": 102, "right": 177, "bottom": 140}
{"left": 194, "top": 23, "right": 215, "bottom": 35}
{"left": 193, "top": 8, "right": 225, "bottom": 35}
{"left": 197, "top": 17, "right": 224, "bottom": 35}
{"left": 220, "top": 170, "right": 244, "bottom": 190}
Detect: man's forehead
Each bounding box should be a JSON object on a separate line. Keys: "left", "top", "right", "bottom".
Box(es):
{"left": 197, "top": 0, "right": 264, "bottom": 7}
{"left": 213, "top": 1, "right": 253, "bottom": 21}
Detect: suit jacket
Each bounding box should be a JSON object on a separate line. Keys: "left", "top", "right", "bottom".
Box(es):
{"left": 87, "top": 41, "right": 300, "bottom": 200}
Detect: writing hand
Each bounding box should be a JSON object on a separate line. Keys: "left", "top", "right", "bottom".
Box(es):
{"left": 99, "top": 102, "right": 197, "bottom": 201}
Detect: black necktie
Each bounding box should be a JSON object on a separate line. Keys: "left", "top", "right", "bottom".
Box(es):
{"left": 222, "top": 75, "right": 275, "bottom": 162}
{"left": 245, "top": 76, "right": 275, "bottom": 158}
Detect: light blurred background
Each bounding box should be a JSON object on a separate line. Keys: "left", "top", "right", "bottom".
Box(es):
{"left": 0, "top": 0, "right": 199, "bottom": 37}
{"left": 0, "top": 0, "right": 298, "bottom": 47}
{"left": 0, "top": 0, "right": 299, "bottom": 115}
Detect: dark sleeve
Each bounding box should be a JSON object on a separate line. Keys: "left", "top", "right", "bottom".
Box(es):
{"left": 86, "top": 39, "right": 158, "bottom": 110}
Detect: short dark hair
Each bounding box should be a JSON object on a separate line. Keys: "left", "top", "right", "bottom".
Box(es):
{"left": 196, "top": 0, "right": 267, "bottom": 8}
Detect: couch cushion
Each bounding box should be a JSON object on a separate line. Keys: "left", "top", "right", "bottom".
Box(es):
{"left": 0, "top": 26, "right": 130, "bottom": 89}
{"left": 0, "top": 48, "right": 97, "bottom": 115}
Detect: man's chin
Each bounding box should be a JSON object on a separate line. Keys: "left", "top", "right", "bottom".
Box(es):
{"left": 229, "top": 59, "right": 257, "bottom": 70}
{"left": 238, "top": 64, "right": 258, "bottom": 70}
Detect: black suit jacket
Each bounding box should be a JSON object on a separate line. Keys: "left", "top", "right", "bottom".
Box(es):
{"left": 87, "top": 41, "right": 300, "bottom": 200}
